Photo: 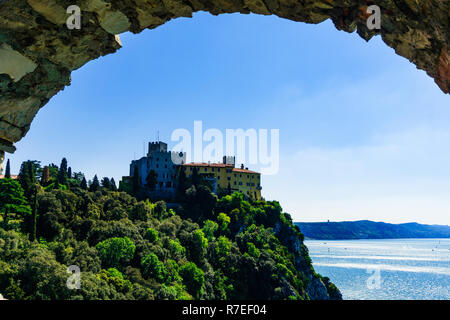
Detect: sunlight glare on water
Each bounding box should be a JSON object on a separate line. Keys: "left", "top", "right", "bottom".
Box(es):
{"left": 305, "top": 239, "right": 450, "bottom": 300}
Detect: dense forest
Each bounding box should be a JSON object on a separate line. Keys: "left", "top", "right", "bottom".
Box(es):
{"left": 0, "top": 158, "right": 341, "bottom": 300}
{"left": 296, "top": 220, "right": 450, "bottom": 240}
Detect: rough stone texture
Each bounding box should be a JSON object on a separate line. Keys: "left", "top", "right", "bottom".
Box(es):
{"left": 0, "top": 0, "right": 448, "bottom": 154}
{"left": 307, "top": 276, "right": 330, "bottom": 300}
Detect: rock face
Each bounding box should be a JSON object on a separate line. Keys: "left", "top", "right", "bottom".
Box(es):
{"left": 0, "top": 0, "right": 448, "bottom": 155}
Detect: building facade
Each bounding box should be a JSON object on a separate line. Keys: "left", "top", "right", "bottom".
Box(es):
{"left": 129, "top": 141, "right": 186, "bottom": 195}
{"left": 181, "top": 156, "right": 262, "bottom": 200}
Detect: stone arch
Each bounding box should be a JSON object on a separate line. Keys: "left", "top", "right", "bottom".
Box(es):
{"left": 0, "top": 0, "right": 448, "bottom": 165}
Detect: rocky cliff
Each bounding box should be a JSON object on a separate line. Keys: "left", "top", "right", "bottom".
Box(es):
{"left": 0, "top": 0, "right": 448, "bottom": 161}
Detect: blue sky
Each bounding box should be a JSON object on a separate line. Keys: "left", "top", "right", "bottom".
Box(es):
{"left": 7, "top": 12, "right": 450, "bottom": 225}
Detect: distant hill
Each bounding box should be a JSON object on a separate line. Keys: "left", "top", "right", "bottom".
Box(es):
{"left": 295, "top": 220, "right": 450, "bottom": 240}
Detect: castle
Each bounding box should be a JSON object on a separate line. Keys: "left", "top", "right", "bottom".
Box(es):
{"left": 123, "top": 141, "right": 262, "bottom": 200}
{"left": 128, "top": 141, "right": 186, "bottom": 195}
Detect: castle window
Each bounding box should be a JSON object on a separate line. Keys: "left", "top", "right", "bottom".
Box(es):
{"left": 227, "top": 177, "right": 231, "bottom": 181}
{"left": 165, "top": 164, "right": 167, "bottom": 168}
{"left": 212, "top": 168, "right": 215, "bottom": 172}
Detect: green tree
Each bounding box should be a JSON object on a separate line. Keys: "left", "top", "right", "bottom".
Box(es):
{"left": 132, "top": 166, "right": 140, "bottom": 196}
{"left": 101, "top": 177, "right": 111, "bottom": 189}
{"left": 217, "top": 212, "right": 231, "bottom": 232}
{"left": 216, "top": 236, "right": 232, "bottom": 256}
{"left": 4, "top": 159, "right": 11, "bottom": 179}
{"left": 145, "top": 169, "right": 158, "bottom": 191}
{"left": 48, "top": 164, "right": 58, "bottom": 181}
{"left": 57, "top": 158, "right": 68, "bottom": 185}
{"left": 89, "top": 175, "right": 100, "bottom": 192}
{"left": 41, "top": 166, "right": 50, "bottom": 186}
{"left": 141, "top": 253, "right": 167, "bottom": 282}
{"left": 191, "top": 167, "right": 200, "bottom": 186}
{"left": 96, "top": 237, "right": 136, "bottom": 268}
{"left": 179, "top": 262, "right": 204, "bottom": 299}
{"left": 202, "top": 220, "right": 218, "bottom": 241}
{"left": 110, "top": 178, "right": 118, "bottom": 191}
{"left": 80, "top": 177, "right": 88, "bottom": 190}
{"left": 188, "top": 229, "right": 208, "bottom": 265}
{"left": 176, "top": 166, "right": 187, "bottom": 198}
{"left": 18, "top": 160, "right": 39, "bottom": 200}
{"left": 145, "top": 228, "right": 159, "bottom": 242}
{"left": 130, "top": 201, "right": 151, "bottom": 221}
{"left": 247, "top": 242, "right": 260, "bottom": 258}
{"left": 0, "top": 179, "right": 31, "bottom": 228}
{"left": 29, "top": 185, "right": 38, "bottom": 241}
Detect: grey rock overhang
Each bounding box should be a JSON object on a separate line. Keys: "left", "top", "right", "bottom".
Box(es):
{"left": 0, "top": 0, "right": 448, "bottom": 153}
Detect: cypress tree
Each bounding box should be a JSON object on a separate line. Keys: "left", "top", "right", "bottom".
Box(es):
{"left": 19, "top": 161, "right": 37, "bottom": 200}
{"left": 67, "top": 167, "right": 72, "bottom": 179}
{"left": 146, "top": 170, "right": 158, "bottom": 191}
{"left": 30, "top": 185, "right": 38, "bottom": 241}
{"left": 57, "top": 158, "right": 68, "bottom": 185}
{"left": 110, "top": 178, "right": 118, "bottom": 191}
{"left": 89, "top": 175, "right": 100, "bottom": 192}
{"left": 60, "top": 158, "right": 68, "bottom": 174}
{"left": 101, "top": 177, "right": 111, "bottom": 189}
{"left": 192, "top": 167, "right": 200, "bottom": 186}
{"left": 80, "top": 177, "right": 88, "bottom": 190}
{"left": 132, "top": 166, "right": 141, "bottom": 195}
{"left": 5, "top": 159, "right": 11, "bottom": 179}
{"left": 176, "top": 166, "right": 187, "bottom": 197}
{"left": 41, "top": 166, "right": 50, "bottom": 186}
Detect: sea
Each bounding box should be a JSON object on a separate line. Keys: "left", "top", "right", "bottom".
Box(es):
{"left": 304, "top": 238, "right": 450, "bottom": 300}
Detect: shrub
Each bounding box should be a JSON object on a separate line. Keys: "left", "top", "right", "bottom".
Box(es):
{"left": 145, "top": 228, "right": 159, "bottom": 242}
{"left": 179, "top": 262, "right": 204, "bottom": 299}
{"left": 141, "top": 253, "right": 167, "bottom": 282}
{"left": 96, "top": 237, "right": 135, "bottom": 267}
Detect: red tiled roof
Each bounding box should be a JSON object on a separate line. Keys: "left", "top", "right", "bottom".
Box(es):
{"left": 182, "top": 162, "right": 234, "bottom": 168}
{"left": 232, "top": 168, "right": 259, "bottom": 174}
{"left": 181, "top": 163, "right": 259, "bottom": 174}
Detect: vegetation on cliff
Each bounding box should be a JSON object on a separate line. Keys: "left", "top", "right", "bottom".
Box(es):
{"left": 0, "top": 158, "right": 341, "bottom": 300}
